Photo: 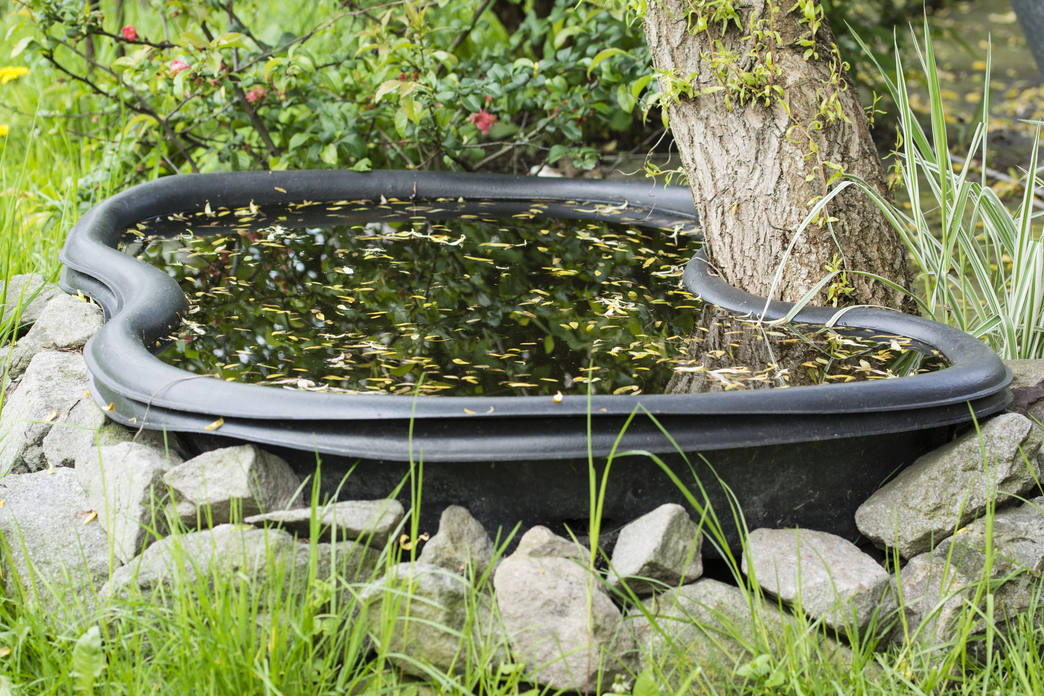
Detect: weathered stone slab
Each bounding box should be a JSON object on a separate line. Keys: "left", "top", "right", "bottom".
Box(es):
{"left": 896, "top": 496, "right": 1044, "bottom": 647}
{"left": 164, "top": 445, "right": 302, "bottom": 527}
{"left": 741, "top": 528, "right": 892, "bottom": 635}
{"left": 608, "top": 503, "right": 702, "bottom": 595}
{"left": 0, "top": 273, "right": 61, "bottom": 329}
{"left": 1005, "top": 359, "right": 1044, "bottom": 390}
{"left": 0, "top": 468, "right": 113, "bottom": 615}
{"left": 418, "top": 505, "right": 497, "bottom": 580}
{"left": 76, "top": 442, "right": 184, "bottom": 563}
{"left": 7, "top": 293, "right": 103, "bottom": 379}
{"left": 856, "top": 413, "right": 1044, "bottom": 558}
{"left": 0, "top": 352, "right": 91, "bottom": 475}
{"left": 245, "top": 498, "right": 403, "bottom": 547}
{"left": 361, "top": 562, "right": 504, "bottom": 678}
{"left": 494, "top": 526, "right": 635, "bottom": 692}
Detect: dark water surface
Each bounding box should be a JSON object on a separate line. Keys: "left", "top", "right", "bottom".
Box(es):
{"left": 122, "top": 198, "right": 705, "bottom": 397}
{"left": 122, "top": 198, "right": 947, "bottom": 397}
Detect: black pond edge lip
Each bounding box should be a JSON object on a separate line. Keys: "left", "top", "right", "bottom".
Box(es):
{"left": 59, "top": 170, "right": 1012, "bottom": 461}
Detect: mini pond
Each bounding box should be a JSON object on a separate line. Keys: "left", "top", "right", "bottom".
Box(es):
{"left": 59, "top": 170, "right": 1012, "bottom": 550}
{"left": 123, "top": 199, "right": 948, "bottom": 398}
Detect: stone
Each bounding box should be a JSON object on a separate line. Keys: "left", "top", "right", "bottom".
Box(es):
{"left": 1005, "top": 359, "right": 1044, "bottom": 390}
{"left": 607, "top": 503, "right": 702, "bottom": 595}
{"left": 896, "top": 496, "right": 1044, "bottom": 648}
{"left": 0, "top": 352, "right": 91, "bottom": 475}
{"left": 245, "top": 498, "right": 404, "bottom": 547}
{"left": 741, "top": 528, "right": 892, "bottom": 636}
{"left": 417, "top": 505, "right": 497, "bottom": 580}
{"left": 76, "top": 441, "right": 184, "bottom": 563}
{"left": 0, "top": 273, "right": 61, "bottom": 329}
{"left": 163, "top": 445, "right": 302, "bottom": 527}
{"left": 360, "top": 562, "right": 504, "bottom": 678}
{"left": 626, "top": 578, "right": 866, "bottom": 688}
{"left": 7, "top": 293, "right": 103, "bottom": 379}
{"left": 493, "top": 526, "right": 635, "bottom": 692}
{"left": 103, "top": 523, "right": 378, "bottom": 599}
{"left": 0, "top": 468, "right": 113, "bottom": 616}
{"left": 855, "top": 413, "right": 1044, "bottom": 558}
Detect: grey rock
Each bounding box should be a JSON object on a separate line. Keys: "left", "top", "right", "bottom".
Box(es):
{"left": 75, "top": 442, "right": 184, "bottom": 563}
{"left": 0, "top": 352, "right": 90, "bottom": 475}
{"left": 245, "top": 498, "right": 404, "bottom": 547}
{"left": 103, "top": 523, "right": 378, "bottom": 599}
{"left": 164, "top": 445, "right": 302, "bottom": 527}
{"left": 1005, "top": 359, "right": 1044, "bottom": 390}
{"left": 855, "top": 413, "right": 1044, "bottom": 558}
{"left": 361, "top": 562, "right": 504, "bottom": 678}
{"left": 741, "top": 528, "right": 892, "bottom": 635}
{"left": 41, "top": 397, "right": 110, "bottom": 469}
{"left": 608, "top": 503, "right": 702, "bottom": 595}
{"left": 417, "top": 505, "right": 497, "bottom": 580}
{"left": 7, "top": 293, "right": 103, "bottom": 379}
{"left": 0, "top": 468, "right": 113, "bottom": 616}
{"left": 494, "top": 526, "right": 635, "bottom": 692}
{"left": 896, "top": 496, "right": 1044, "bottom": 647}
{"left": 0, "top": 273, "right": 61, "bottom": 329}
{"left": 626, "top": 579, "right": 868, "bottom": 688}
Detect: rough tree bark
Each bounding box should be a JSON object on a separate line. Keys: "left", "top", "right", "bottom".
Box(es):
{"left": 642, "top": 0, "right": 915, "bottom": 392}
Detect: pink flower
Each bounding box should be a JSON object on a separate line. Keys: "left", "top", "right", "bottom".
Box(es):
{"left": 245, "top": 86, "right": 268, "bottom": 103}
{"left": 470, "top": 110, "right": 497, "bottom": 136}
{"left": 170, "top": 59, "right": 190, "bottom": 76}
{"left": 121, "top": 25, "right": 137, "bottom": 42}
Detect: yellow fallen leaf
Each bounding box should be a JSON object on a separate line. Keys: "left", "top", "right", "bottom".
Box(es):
{"left": 0, "top": 497, "right": 5, "bottom": 510}
{"left": 553, "top": 392, "right": 564, "bottom": 403}
{"left": 204, "top": 417, "right": 225, "bottom": 431}
{"left": 399, "top": 532, "right": 430, "bottom": 550}
{"left": 44, "top": 409, "right": 59, "bottom": 422}
{"left": 274, "top": 187, "right": 286, "bottom": 193}
{"left": 102, "top": 402, "right": 114, "bottom": 412}
{"left": 82, "top": 511, "right": 98, "bottom": 525}
{"left": 464, "top": 408, "right": 476, "bottom": 414}
{"left": 0, "top": 647, "right": 10, "bottom": 658}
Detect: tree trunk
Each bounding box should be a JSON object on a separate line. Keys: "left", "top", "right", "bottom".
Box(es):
{"left": 642, "top": 0, "right": 915, "bottom": 392}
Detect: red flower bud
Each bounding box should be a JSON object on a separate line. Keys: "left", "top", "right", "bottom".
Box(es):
{"left": 121, "top": 25, "right": 137, "bottom": 42}
{"left": 469, "top": 110, "right": 498, "bottom": 136}
{"left": 485, "top": 95, "right": 493, "bottom": 103}
{"left": 245, "top": 86, "right": 268, "bottom": 104}
{"left": 170, "top": 59, "right": 190, "bottom": 75}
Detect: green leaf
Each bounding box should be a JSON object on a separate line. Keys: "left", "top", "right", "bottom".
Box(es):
{"left": 288, "top": 132, "right": 311, "bottom": 152}
{"left": 548, "top": 144, "right": 568, "bottom": 164}
{"left": 630, "top": 73, "right": 655, "bottom": 98}
{"left": 4, "top": 22, "right": 25, "bottom": 43}
{"left": 10, "top": 36, "right": 34, "bottom": 59}
{"left": 215, "top": 32, "right": 248, "bottom": 50}
{"left": 401, "top": 91, "right": 418, "bottom": 123}
{"left": 320, "top": 143, "right": 338, "bottom": 165}
{"left": 431, "top": 50, "right": 457, "bottom": 68}
{"left": 394, "top": 107, "right": 409, "bottom": 138}
{"left": 553, "top": 25, "right": 582, "bottom": 50}
{"left": 351, "top": 157, "right": 372, "bottom": 172}
{"left": 633, "top": 669, "right": 659, "bottom": 696}
{"left": 263, "top": 58, "right": 284, "bottom": 81}
{"left": 375, "top": 79, "right": 402, "bottom": 103}
{"left": 616, "top": 84, "right": 636, "bottom": 113}
{"left": 71, "top": 626, "right": 104, "bottom": 694}
{"left": 587, "top": 48, "right": 630, "bottom": 77}
{"left": 180, "top": 31, "right": 208, "bottom": 50}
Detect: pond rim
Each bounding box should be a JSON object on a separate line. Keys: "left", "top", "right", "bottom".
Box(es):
{"left": 58, "top": 170, "right": 1012, "bottom": 461}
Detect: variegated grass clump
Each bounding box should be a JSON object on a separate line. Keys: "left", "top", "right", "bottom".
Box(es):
{"left": 851, "top": 25, "right": 1044, "bottom": 359}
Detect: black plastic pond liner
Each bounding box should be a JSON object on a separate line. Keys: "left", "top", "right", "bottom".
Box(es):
{"left": 60, "top": 170, "right": 1012, "bottom": 550}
